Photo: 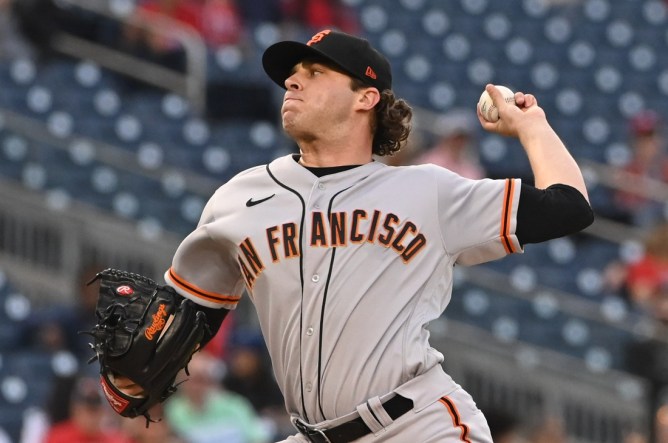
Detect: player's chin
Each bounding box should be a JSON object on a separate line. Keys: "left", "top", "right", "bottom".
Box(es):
{"left": 281, "top": 111, "right": 302, "bottom": 131}
{"left": 281, "top": 114, "right": 295, "bottom": 131}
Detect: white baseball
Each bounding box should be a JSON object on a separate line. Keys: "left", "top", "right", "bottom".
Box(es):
{"left": 478, "top": 85, "right": 515, "bottom": 122}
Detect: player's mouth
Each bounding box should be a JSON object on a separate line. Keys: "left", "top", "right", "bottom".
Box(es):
{"left": 283, "top": 93, "right": 301, "bottom": 103}
{"left": 282, "top": 96, "right": 301, "bottom": 114}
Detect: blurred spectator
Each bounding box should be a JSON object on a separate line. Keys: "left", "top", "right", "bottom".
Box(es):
{"left": 527, "top": 416, "right": 567, "bottom": 443}
{"left": 627, "top": 338, "right": 668, "bottom": 443}
{"left": 13, "top": 0, "right": 62, "bottom": 57}
{"left": 0, "top": 0, "right": 34, "bottom": 60}
{"left": 121, "top": 0, "right": 243, "bottom": 52}
{"left": 119, "top": 0, "right": 203, "bottom": 73}
{"left": 413, "top": 109, "right": 485, "bottom": 179}
{"left": 484, "top": 408, "right": 522, "bottom": 443}
{"left": 281, "top": 0, "right": 359, "bottom": 34}
{"left": 199, "top": 0, "right": 244, "bottom": 47}
{"left": 623, "top": 224, "right": 668, "bottom": 443}
{"left": 624, "top": 222, "right": 668, "bottom": 323}
{"left": 23, "top": 263, "right": 104, "bottom": 361}
{"left": 614, "top": 110, "right": 668, "bottom": 227}
{"left": 13, "top": 0, "right": 107, "bottom": 59}
{"left": 656, "top": 403, "right": 668, "bottom": 443}
{"left": 135, "top": 0, "right": 202, "bottom": 34}
{"left": 122, "top": 404, "right": 184, "bottom": 443}
{"left": 623, "top": 430, "right": 649, "bottom": 443}
{"left": 235, "top": 0, "right": 283, "bottom": 26}
{"left": 43, "top": 375, "right": 133, "bottom": 443}
{"left": 165, "top": 352, "right": 271, "bottom": 443}
{"left": 222, "top": 329, "right": 283, "bottom": 412}
{"left": 20, "top": 374, "right": 77, "bottom": 443}
{"left": 221, "top": 329, "right": 292, "bottom": 439}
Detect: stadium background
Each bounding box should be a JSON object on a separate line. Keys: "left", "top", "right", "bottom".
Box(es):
{"left": 0, "top": 0, "right": 668, "bottom": 441}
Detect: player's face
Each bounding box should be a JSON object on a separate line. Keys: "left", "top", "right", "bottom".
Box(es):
{"left": 281, "top": 60, "right": 359, "bottom": 141}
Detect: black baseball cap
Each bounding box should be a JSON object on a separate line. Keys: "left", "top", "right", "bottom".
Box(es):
{"left": 262, "top": 29, "right": 392, "bottom": 92}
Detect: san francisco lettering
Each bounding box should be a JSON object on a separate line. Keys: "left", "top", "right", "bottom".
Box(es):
{"left": 237, "top": 209, "right": 427, "bottom": 290}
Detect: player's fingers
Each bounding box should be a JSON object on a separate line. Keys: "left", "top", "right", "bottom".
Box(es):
{"left": 523, "top": 94, "right": 537, "bottom": 108}
{"left": 487, "top": 84, "right": 520, "bottom": 108}
{"left": 110, "top": 373, "right": 146, "bottom": 396}
{"left": 484, "top": 84, "right": 505, "bottom": 107}
{"left": 513, "top": 92, "right": 526, "bottom": 107}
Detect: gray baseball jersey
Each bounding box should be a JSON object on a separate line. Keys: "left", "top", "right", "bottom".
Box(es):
{"left": 165, "top": 154, "right": 521, "bottom": 428}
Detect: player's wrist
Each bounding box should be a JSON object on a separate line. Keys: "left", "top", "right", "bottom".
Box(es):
{"left": 517, "top": 119, "right": 556, "bottom": 148}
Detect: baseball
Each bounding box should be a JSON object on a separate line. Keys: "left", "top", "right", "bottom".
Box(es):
{"left": 478, "top": 85, "right": 516, "bottom": 122}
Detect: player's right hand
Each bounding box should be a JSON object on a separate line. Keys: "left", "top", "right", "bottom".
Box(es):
{"left": 477, "top": 84, "right": 547, "bottom": 139}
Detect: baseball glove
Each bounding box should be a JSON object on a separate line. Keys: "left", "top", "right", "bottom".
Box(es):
{"left": 83, "top": 268, "right": 209, "bottom": 420}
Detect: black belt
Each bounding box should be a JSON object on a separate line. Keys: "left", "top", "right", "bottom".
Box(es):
{"left": 294, "top": 395, "right": 413, "bottom": 443}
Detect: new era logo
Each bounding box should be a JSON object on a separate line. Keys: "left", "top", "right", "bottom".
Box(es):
{"left": 365, "top": 66, "right": 377, "bottom": 80}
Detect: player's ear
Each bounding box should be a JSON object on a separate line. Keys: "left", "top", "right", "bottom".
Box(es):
{"left": 355, "top": 87, "right": 380, "bottom": 111}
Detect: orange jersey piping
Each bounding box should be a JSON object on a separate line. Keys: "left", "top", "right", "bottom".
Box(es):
{"left": 439, "top": 396, "right": 472, "bottom": 443}
{"left": 168, "top": 267, "right": 239, "bottom": 305}
{"left": 500, "top": 179, "right": 517, "bottom": 254}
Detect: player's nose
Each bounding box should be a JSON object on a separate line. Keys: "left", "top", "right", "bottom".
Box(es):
{"left": 284, "top": 70, "right": 302, "bottom": 90}
{"left": 285, "top": 66, "right": 301, "bottom": 90}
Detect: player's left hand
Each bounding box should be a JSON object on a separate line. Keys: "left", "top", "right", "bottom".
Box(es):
{"left": 477, "top": 84, "right": 548, "bottom": 138}
{"left": 84, "top": 269, "right": 209, "bottom": 420}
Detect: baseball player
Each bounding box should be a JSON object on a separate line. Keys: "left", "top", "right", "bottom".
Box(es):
{"left": 111, "top": 30, "right": 594, "bottom": 442}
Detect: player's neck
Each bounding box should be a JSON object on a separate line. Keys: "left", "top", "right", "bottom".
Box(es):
{"left": 297, "top": 137, "right": 373, "bottom": 167}
{"left": 298, "top": 150, "right": 371, "bottom": 167}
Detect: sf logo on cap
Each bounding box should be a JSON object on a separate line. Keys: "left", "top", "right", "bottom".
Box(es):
{"left": 307, "top": 29, "right": 331, "bottom": 46}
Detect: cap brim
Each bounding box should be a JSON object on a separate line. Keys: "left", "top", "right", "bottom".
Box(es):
{"left": 262, "top": 41, "right": 347, "bottom": 90}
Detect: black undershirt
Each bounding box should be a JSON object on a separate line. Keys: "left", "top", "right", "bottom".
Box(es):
{"left": 300, "top": 158, "right": 594, "bottom": 246}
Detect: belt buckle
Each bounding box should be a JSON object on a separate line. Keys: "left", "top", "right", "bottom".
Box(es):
{"left": 293, "top": 418, "right": 332, "bottom": 443}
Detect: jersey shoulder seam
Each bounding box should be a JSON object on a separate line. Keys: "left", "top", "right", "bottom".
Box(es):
{"left": 424, "top": 165, "right": 453, "bottom": 259}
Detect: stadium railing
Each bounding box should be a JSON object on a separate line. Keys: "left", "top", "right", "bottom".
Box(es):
{"left": 49, "top": 0, "right": 208, "bottom": 114}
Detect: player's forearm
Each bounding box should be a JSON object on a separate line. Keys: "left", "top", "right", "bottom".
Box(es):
{"left": 519, "top": 120, "right": 590, "bottom": 202}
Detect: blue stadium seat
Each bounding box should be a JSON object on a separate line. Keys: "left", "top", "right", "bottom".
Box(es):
{"left": 38, "top": 60, "right": 78, "bottom": 89}
{"left": 0, "top": 406, "right": 23, "bottom": 443}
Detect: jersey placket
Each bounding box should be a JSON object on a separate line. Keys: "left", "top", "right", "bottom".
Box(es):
{"left": 300, "top": 178, "right": 338, "bottom": 422}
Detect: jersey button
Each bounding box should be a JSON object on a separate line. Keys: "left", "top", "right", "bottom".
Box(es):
{"left": 306, "top": 327, "right": 314, "bottom": 336}
{"left": 318, "top": 183, "right": 325, "bottom": 190}
{"left": 306, "top": 382, "right": 313, "bottom": 392}
{"left": 311, "top": 274, "right": 320, "bottom": 283}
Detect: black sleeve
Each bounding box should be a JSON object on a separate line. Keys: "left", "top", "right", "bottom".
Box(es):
{"left": 197, "top": 305, "right": 231, "bottom": 347}
{"left": 516, "top": 183, "right": 594, "bottom": 246}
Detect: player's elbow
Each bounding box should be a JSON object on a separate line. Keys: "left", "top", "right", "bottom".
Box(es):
{"left": 568, "top": 198, "right": 595, "bottom": 234}
{"left": 549, "top": 186, "right": 595, "bottom": 238}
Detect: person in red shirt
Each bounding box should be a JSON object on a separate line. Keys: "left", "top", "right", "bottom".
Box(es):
{"left": 44, "top": 376, "right": 133, "bottom": 443}
{"left": 626, "top": 222, "right": 668, "bottom": 323}
{"left": 413, "top": 109, "right": 486, "bottom": 179}
{"left": 199, "top": 0, "right": 243, "bottom": 47}
{"left": 120, "top": 0, "right": 203, "bottom": 72}
{"left": 281, "top": 0, "right": 359, "bottom": 34}
{"left": 614, "top": 110, "right": 668, "bottom": 227}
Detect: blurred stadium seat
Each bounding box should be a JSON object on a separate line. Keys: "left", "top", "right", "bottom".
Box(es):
{"left": 0, "top": 2, "right": 667, "bottom": 438}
